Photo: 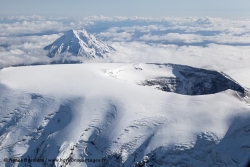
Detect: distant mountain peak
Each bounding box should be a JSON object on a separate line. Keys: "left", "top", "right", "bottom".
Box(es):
{"left": 44, "top": 29, "right": 115, "bottom": 58}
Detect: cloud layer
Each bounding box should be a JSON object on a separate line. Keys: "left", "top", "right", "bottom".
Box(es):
{"left": 0, "top": 16, "right": 250, "bottom": 87}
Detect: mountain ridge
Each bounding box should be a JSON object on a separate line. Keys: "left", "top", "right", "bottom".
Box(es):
{"left": 44, "top": 29, "right": 115, "bottom": 58}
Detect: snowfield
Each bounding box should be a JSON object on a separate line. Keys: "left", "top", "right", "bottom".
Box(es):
{"left": 0, "top": 63, "right": 250, "bottom": 167}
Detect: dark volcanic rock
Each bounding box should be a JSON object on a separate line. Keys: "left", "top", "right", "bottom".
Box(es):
{"left": 143, "top": 64, "right": 245, "bottom": 95}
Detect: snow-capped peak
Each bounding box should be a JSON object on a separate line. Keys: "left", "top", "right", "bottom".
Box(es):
{"left": 44, "top": 29, "right": 115, "bottom": 58}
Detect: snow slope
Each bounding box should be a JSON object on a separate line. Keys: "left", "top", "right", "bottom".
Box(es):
{"left": 0, "top": 63, "right": 250, "bottom": 167}
{"left": 44, "top": 29, "right": 115, "bottom": 58}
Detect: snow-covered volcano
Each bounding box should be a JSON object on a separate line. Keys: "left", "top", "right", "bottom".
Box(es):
{"left": 0, "top": 63, "right": 250, "bottom": 167}
{"left": 44, "top": 29, "right": 115, "bottom": 58}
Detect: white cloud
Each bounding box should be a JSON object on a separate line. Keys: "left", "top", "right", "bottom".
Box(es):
{"left": 0, "top": 16, "right": 250, "bottom": 87}
{"left": 139, "top": 33, "right": 203, "bottom": 43}
{"left": 98, "top": 31, "right": 132, "bottom": 41}
{"left": 107, "top": 42, "right": 250, "bottom": 87}
{"left": 0, "top": 15, "right": 46, "bottom": 21}
{"left": 0, "top": 34, "right": 61, "bottom": 68}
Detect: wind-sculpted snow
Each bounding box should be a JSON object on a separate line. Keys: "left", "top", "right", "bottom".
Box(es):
{"left": 135, "top": 116, "right": 250, "bottom": 167}
{"left": 0, "top": 63, "right": 250, "bottom": 167}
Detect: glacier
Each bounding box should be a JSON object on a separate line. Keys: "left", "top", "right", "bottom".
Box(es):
{"left": 0, "top": 63, "right": 250, "bottom": 167}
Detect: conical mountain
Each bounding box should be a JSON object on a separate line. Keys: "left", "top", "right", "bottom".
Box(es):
{"left": 44, "top": 29, "right": 115, "bottom": 58}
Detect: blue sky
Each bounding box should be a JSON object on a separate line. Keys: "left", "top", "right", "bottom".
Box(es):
{"left": 1, "top": 0, "right": 250, "bottom": 17}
